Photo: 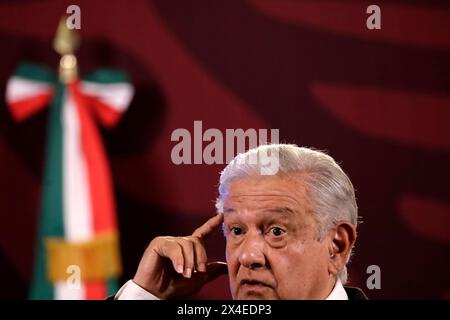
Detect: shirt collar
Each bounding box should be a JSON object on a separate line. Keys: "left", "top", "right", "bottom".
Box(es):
{"left": 325, "top": 278, "right": 349, "bottom": 300}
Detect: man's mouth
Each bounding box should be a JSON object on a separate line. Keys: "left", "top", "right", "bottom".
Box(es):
{"left": 240, "top": 279, "right": 272, "bottom": 289}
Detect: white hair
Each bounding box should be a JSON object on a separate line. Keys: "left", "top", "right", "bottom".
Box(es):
{"left": 216, "top": 144, "right": 358, "bottom": 284}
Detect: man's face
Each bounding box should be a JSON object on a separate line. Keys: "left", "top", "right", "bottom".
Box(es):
{"left": 222, "top": 174, "right": 335, "bottom": 300}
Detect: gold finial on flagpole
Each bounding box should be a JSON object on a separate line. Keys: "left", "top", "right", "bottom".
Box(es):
{"left": 53, "top": 17, "right": 80, "bottom": 83}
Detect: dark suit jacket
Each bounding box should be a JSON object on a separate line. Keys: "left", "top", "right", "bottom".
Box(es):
{"left": 344, "top": 287, "right": 368, "bottom": 300}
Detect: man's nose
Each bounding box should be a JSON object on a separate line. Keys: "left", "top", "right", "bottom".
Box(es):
{"left": 238, "top": 232, "right": 266, "bottom": 270}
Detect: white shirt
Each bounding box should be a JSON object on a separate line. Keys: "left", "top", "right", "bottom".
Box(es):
{"left": 115, "top": 278, "right": 348, "bottom": 300}
{"left": 325, "top": 278, "right": 349, "bottom": 300}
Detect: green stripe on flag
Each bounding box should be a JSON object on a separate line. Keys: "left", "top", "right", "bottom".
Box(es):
{"left": 15, "top": 63, "right": 57, "bottom": 84}
{"left": 107, "top": 278, "right": 119, "bottom": 296}
{"left": 29, "top": 83, "right": 65, "bottom": 299}
{"left": 83, "top": 69, "right": 130, "bottom": 84}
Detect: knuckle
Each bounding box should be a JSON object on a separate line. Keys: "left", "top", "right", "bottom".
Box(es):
{"left": 149, "top": 236, "right": 166, "bottom": 250}
{"left": 178, "top": 238, "right": 192, "bottom": 248}
{"left": 191, "top": 236, "right": 204, "bottom": 247}
{"left": 153, "top": 236, "right": 172, "bottom": 246}
{"left": 150, "top": 236, "right": 162, "bottom": 245}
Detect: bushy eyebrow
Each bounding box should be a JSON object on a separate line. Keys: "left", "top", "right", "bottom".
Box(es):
{"left": 222, "top": 207, "right": 294, "bottom": 215}
{"left": 265, "top": 207, "right": 294, "bottom": 215}
{"left": 223, "top": 207, "right": 236, "bottom": 214}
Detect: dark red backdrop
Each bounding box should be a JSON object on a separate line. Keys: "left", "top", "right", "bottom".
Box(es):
{"left": 0, "top": 0, "right": 449, "bottom": 299}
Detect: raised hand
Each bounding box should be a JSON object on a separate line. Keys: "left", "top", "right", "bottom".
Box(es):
{"left": 132, "top": 213, "right": 227, "bottom": 299}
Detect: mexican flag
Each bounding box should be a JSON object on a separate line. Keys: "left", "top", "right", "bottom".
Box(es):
{"left": 5, "top": 63, "right": 134, "bottom": 299}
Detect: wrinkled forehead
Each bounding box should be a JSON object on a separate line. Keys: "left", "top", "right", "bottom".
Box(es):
{"left": 222, "top": 174, "right": 312, "bottom": 217}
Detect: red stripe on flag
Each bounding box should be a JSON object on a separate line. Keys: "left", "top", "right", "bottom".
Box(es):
{"left": 84, "top": 95, "right": 123, "bottom": 128}
{"left": 70, "top": 81, "right": 118, "bottom": 233}
{"left": 8, "top": 91, "right": 53, "bottom": 121}
{"left": 69, "top": 81, "right": 120, "bottom": 299}
{"left": 85, "top": 281, "right": 107, "bottom": 300}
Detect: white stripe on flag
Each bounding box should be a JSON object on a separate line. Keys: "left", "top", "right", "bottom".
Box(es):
{"left": 80, "top": 81, "right": 134, "bottom": 112}
{"left": 6, "top": 76, "right": 53, "bottom": 102}
{"left": 63, "top": 88, "right": 93, "bottom": 241}
{"left": 55, "top": 281, "right": 85, "bottom": 300}
{"left": 55, "top": 88, "right": 94, "bottom": 299}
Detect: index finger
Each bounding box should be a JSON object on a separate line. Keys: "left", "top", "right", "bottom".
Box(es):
{"left": 192, "top": 213, "right": 224, "bottom": 239}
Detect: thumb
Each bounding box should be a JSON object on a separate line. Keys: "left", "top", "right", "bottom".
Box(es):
{"left": 205, "top": 261, "right": 228, "bottom": 282}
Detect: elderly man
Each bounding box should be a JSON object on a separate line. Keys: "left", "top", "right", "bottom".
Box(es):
{"left": 115, "top": 144, "right": 367, "bottom": 300}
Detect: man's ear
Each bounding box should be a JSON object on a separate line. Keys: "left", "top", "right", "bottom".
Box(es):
{"left": 327, "top": 221, "right": 356, "bottom": 277}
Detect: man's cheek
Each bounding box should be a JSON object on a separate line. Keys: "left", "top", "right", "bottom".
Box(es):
{"left": 225, "top": 248, "right": 239, "bottom": 277}
{"left": 225, "top": 245, "right": 232, "bottom": 265}
{"left": 227, "top": 270, "right": 239, "bottom": 299}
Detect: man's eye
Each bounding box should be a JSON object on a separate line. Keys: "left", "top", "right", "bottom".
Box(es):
{"left": 270, "top": 227, "right": 285, "bottom": 237}
{"left": 231, "top": 227, "right": 243, "bottom": 236}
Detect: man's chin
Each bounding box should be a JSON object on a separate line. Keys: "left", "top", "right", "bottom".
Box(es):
{"left": 235, "top": 288, "right": 278, "bottom": 300}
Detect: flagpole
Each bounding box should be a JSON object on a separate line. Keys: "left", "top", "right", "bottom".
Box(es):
{"left": 53, "top": 18, "right": 79, "bottom": 84}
